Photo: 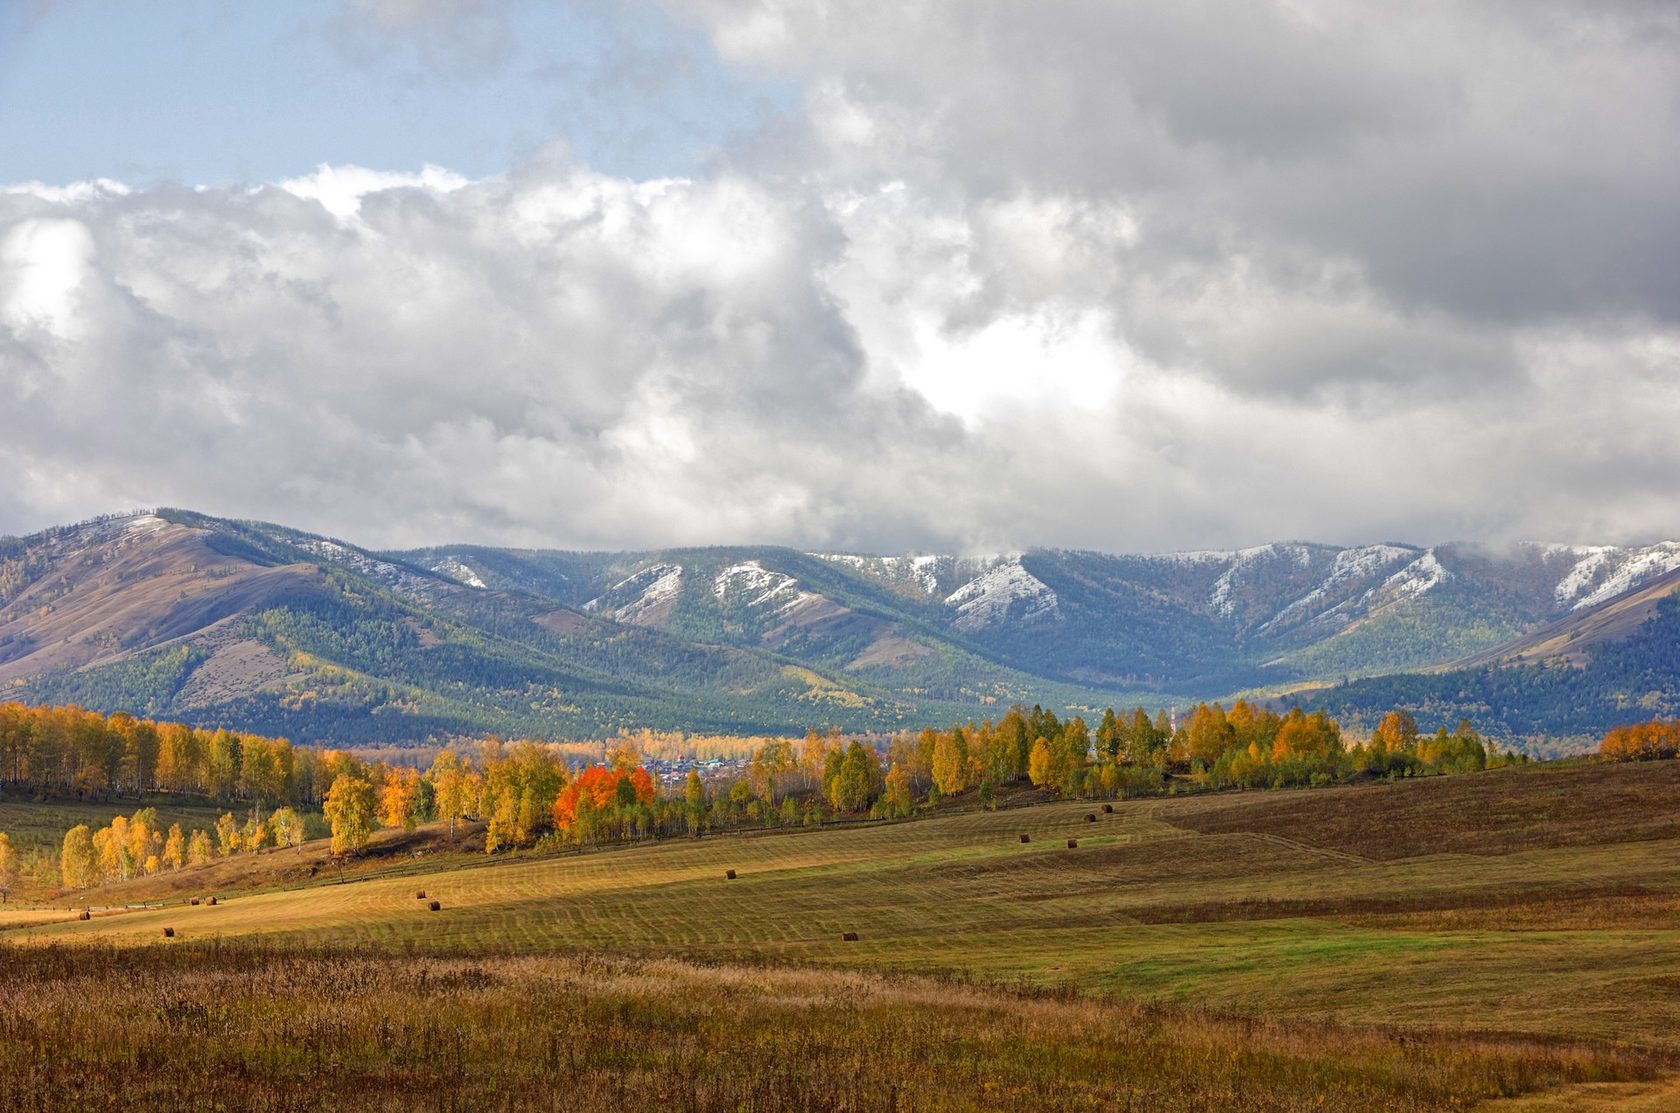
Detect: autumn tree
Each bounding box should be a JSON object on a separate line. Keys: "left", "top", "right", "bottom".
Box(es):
{"left": 162, "top": 824, "right": 186, "bottom": 871}
{"left": 324, "top": 773, "right": 375, "bottom": 856}
{"left": 378, "top": 767, "right": 421, "bottom": 831}
{"left": 882, "top": 762, "right": 912, "bottom": 817}
{"left": 684, "top": 769, "right": 705, "bottom": 835}
{"left": 269, "top": 807, "right": 303, "bottom": 851}
{"left": 428, "top": 750, "right": 468, "bottom": 841}
{"left": 931, "top": 731, "right": 967, "bottom": 797}
{"left": 1186, "top": 703, "right": 1233, "bottom": 767}
{"left": 214, "top": 812, "right": 240, "bottom": 857}
{"left": 61, "top": 824, "right": 96, "bottom": 889}
{"left": 1027, "top": 737, "right": 1052, "bottom": 787}
{"left": 187, "top": 829, "right": 213, "bottom": 867}
{"left": 826, "top": 741, "right": 881, "bottom": 812}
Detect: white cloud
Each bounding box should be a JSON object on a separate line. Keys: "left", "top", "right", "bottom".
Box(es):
{"left": 3, "top": 1, "right": 1680, "bottom": 554}
{"left": 277, "top": 163, "right": 472, "bottom": 219}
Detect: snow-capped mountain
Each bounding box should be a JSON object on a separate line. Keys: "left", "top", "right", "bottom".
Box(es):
{"left": 10, "top": 508, "right": 1680, "bottom": 746}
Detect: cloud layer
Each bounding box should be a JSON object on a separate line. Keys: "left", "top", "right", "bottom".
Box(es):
{"left": 2, "top": 0, "right": 1678, "bottom": 552}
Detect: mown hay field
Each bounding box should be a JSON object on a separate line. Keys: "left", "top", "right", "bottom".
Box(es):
{"left": 11, "top": 761, "right": 1680, "bottom": 1059}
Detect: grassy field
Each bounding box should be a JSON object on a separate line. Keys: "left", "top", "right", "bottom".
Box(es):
{"left": 5, "top": 760, "right": 1680, "bottom": 1107}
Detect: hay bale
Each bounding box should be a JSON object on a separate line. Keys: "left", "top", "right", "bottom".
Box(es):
{"left": 725, "top": 869, "right": 737, "bottom": 880}
{"left": 840, "top": 931, "right": 859, "bottom": 942}
{"left": 1084, "top": 813, "right": 1097, "bottom": 822}
{"left": 1067, "top": 839, "right": 1078, "bottom": 849}
{"left": 78, "top": 910, "right": 91, "bottom": 921}
{"left": 1019, "top": 834, "right": 1031, "bottom": 843}
{"left": 162, "top": 927, "right": 175, "bottom": 938}
{"left": 1102, "top": 804, "right": 1114, "bottom": 813}
{"left": 416, "top": 890, "right": 427, "bottom": 899}
{"left": 205, "top": 896, "right": 218, "bottom": 906}
{"left": 428, "top": 900, "right": 441, "bottom": 912}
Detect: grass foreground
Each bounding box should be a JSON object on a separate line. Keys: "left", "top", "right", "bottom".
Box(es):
{"left": 5, "top": 760, "right": 1680, "bottom": 1108}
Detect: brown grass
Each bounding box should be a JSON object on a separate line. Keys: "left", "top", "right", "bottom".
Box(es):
{"left": 0, "top": 943, "right": 1654, "bottom": 1112}
{"left": 1159, "top": 760, "right": 1680, "bottom": 859}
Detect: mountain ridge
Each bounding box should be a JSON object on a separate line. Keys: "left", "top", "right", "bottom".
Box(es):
{"left": 6, "top": 509, "right": 1680, "bottom": 745}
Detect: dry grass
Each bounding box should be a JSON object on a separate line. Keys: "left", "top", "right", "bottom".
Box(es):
{"left": 0, "top": 943, "right": 1654, "bottom": 1112}
{"left": 1158, "top": 760, "right": 1680, "bottom": 859}
{"left": 9, "top": 759, "right": 1680, "bottom": 1104}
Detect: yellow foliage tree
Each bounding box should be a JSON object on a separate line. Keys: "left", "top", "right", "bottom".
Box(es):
{"left": 1027, "top": 737, "right": 1052, "bottom": 787}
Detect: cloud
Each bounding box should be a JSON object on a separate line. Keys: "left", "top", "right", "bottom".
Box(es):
{"left": 3, "top": 1, "right": 1680, "bottom": 553}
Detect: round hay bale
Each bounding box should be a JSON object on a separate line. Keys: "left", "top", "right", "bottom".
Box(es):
{"left": 1102, "top": 804, "right": 1114, "bottom": 813}
{"left": 840, "top": 931, "right": 859, "bottom": 942}
{"left": 725, "top": 869, "right": 737, "bottom": 880}
{"left": 1067, "top": 839, "right": 1078, "bottom": 849}
{"left": 162, "top": 927, "right": 175, "bottom": 938}
{"left": 205, "top": 896, "right": 218, "bottom": 906}
{"left": 416, "top": 890, "right": 427, "bottom": 899}
{"left": 78, "top": 910, "right": 91, "bottom": 921}
{"left": 1019, "top": 834, "right": 1031, "bottom": 843}
{"left": 1084, "top": 813, "right": 1097, "bottom": 822}
{"left": 428, "top": 900, "right": 441, "bottom": 912}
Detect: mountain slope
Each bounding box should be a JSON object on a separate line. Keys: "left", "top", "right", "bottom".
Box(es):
{"left": 1303, "top": 570, "right": 1680, "bottom": 743}
{"left": 405, "top": 536, "right": 1680, "bottom": 699}
{"left": 9, "top": 510, "right": 1680, "bottom": 744}
{"left": 1, "top": 512, "right": 1112, "bottom": 742}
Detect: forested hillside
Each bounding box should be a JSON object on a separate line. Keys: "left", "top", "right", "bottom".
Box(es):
{"left": 5, "top": 510, "right": 1680, "bottom": 745}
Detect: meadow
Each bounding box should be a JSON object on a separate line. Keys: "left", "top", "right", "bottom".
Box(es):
{"left": 6, "top": 760, "right": 1680, "bottom": 1108}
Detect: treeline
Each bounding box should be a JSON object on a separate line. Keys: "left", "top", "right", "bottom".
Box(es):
{"left": 0, "top": 701, "right": 332, "bottom": 805}
{"left": 16, "top": 700, "right": 1524, "bottom": 896}
{"left": 58, "top": 806, "right": 310, "bottom": 889}
{"left": 1599, "top": 719, "right": 1680, "bottom": 762}
{"left": 700, "top": 703, "right": 1518, "bottom": 830}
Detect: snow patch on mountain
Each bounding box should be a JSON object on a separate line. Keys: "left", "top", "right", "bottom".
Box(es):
{"left": 1207, "top": 544, "right": 1313, "bottom": 617}
{"left": 1573, "top": 543, "right": 1680, "bottom": 610}
{"left": 1549, "top": 546, "right": 1618, "bottom": 606}
{"left": 945, "top": 559, "right": 1059, "bottom": 632}
{"left": 431, "top": 557, "right": 486, "bottom": 590}
{"left": 584, "top": 563, "right": 683, "bottom": 623}
{"left": 1261, "top": 544, "right": 1418, "bottom": 631}
{"left": 811, "top": 552, "right": 996, "bottom": 597}
{"left": 297, "top": 538, "right": 444, "bottom": 599}
{"left": 122, "top": 513, "right": 170, "bottom": 537}
{"left": 714, "top": 561, "right": 816, "bottom": 614}
{"left": 1369, "top": 549, "right": 1451, "bottom": 603}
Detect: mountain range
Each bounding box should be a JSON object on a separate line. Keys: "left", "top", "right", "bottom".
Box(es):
{"left": 3, "top": 509, "right": 1679, "bottom": 747}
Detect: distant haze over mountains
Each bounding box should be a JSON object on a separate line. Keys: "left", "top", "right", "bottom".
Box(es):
{"left": 4, "top": 510, "right": 1680, "bottom": 747}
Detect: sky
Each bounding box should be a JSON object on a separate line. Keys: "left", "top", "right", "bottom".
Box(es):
{"left": 2, "top": 0, "right": 1678, "bottom": 555}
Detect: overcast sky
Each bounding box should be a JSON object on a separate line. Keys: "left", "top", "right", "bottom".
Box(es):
{"left": 2, "top": 0, "right": 1678, "bottom": 554}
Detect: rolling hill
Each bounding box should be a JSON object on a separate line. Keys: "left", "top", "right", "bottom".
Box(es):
{"left": 6, "top": 509, "right": 1680, "bottom": 744}
{"left": 8, "top": 761, "right": 1680, "bottom": 1109}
